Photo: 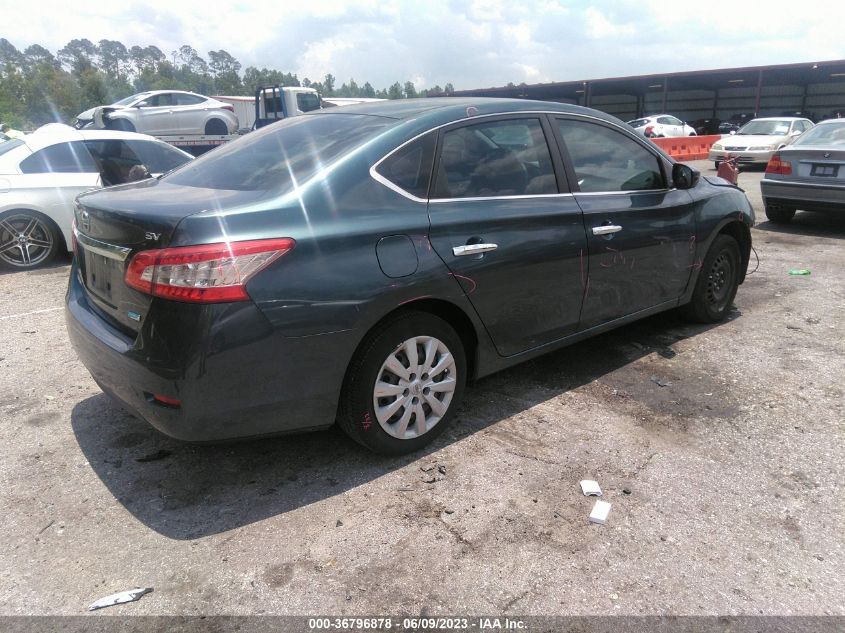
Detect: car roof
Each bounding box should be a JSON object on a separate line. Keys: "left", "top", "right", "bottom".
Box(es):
{"left": 308, "top": 96, "right": 624, "bottom": 126}
{"left": 23, "top": 123, "right": 162, "bottom": 152}
{"left": 750, "top": 117, "right": 809, "bottom": 122}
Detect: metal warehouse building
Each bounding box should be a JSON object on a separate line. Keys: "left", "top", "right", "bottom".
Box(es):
{"left": 449, "top": 60, "right": 845, "bottom": 123}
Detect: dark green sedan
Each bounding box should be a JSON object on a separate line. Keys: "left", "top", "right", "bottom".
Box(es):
{"left": 66, "top": 98, "right": 754, "bottom": 455}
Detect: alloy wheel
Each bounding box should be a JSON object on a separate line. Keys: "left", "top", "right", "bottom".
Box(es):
{"left": 0, "top": 214, "right": 54, "bottom": 268}
{"left": 372, "top": 335, "right": 457, "bottom": 440}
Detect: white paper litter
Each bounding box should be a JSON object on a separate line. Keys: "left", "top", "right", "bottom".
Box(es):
{"left": 580, "top": 480, "right": 603, "bottom": 496}
{"left": 589, "top": 500, "right": 612, "bottom": 525}
{"left": 88, "top": 587, "right": 153, "bottom": 611}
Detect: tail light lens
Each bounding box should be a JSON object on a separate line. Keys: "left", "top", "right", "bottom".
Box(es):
{"left": 125, "top": 238, "right": 295, "bottom": 303}
{"left": 644, "top": 125, "right": 654, "bottom": 137}
{"left": 766, "top": 154, "right": 792, "bottom": 175}
{"left": 221, "top": 105, "right": 235, "bottom": 112}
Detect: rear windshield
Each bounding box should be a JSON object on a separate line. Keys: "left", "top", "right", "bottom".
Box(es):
{"left": 793, "top": 122, "right": 845, "bottom": 146}
{"left": 0, "top": 139, "right": 24, "bottom": 156}
{"left": 628, "top": 119, "right": 649, "bottom": 128}
{"left": 164, "top": 113, "right": 392, "bottom": 192}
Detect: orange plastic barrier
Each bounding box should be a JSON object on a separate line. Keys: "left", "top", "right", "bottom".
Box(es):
{"left": 650, "top": 134, "right": 721, "bottom": 160}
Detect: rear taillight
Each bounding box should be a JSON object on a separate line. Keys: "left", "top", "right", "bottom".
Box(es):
{"left": 221, "top": 104, "right": 235, "bottom": 112}
{"left": 766, "top": 154, "right": 792, "bottom": 175}
{"left": 125, "top": 238, "right": 295, "bottom": 303}
{"left": 644, "top": 125, "right": 654, "bottom": 137}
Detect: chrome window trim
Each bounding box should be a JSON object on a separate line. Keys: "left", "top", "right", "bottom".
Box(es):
{"left": 575, "top": 188, "right": 670, "bottom": 197}
{"left": 73, "top": 227, "right": 132, "bottom": 261}
{"left": 368, "top": 109, "right": 667, "bottom": 202}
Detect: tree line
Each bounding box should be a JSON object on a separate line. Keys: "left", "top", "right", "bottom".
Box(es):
{"left": 0, "top": 38, "right": 455, "bottom": 129}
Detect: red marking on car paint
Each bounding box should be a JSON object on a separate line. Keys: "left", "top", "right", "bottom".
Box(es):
{"left": 687, "top": 258, "right": 704, "bottom": 270}
{"left": 629, "top": 256, "right": 635, "bottom": 269}
{"left": 448, "top": 272, "right": 478, "bottom": 294}
{"left": 579, "top": 248, "right": 585, "bottom": 287}
{"left": 689, "top": 235, "right": 696, "bottom": 252}
{"left": 584, "top": 275, "right": 591, "bottom": 299}
{"left": 363, "top": 412, "right": 372, "bottom": 431}
{"left": 599, "top": 260, "right": 612, "bottom": 268}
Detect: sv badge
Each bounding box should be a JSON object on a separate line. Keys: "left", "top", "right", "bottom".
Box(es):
{"left": 145, "top": 231, "right": 161, "bottom": 241}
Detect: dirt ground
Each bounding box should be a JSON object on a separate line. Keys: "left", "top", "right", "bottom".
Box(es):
{"left": 1, "top": 160, "right": 843, "bottom": 617}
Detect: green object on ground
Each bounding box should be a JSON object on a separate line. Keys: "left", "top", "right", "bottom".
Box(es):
{"left": 788, "top": 269, "right": 811, "bottom": 276}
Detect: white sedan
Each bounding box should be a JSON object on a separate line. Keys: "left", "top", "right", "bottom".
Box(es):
{"left": 75, "top": 90, "right": 239, "bottom": 136}
{"left": 0, "top": 124, "right": 193, "bottom": 269}
{"left": 627, "top": 114, "right": 697, "bottom": 138}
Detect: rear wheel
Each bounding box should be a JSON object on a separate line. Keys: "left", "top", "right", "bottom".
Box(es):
{"left": 205, "top": 119, "right": 227, "bottom": 135}
{"left": 681, "top": 234, "right": 741, "bottom": 323}
{"left": 337, "top": 311, "right": 466, "bottom": 455}
{"left": 106, "top": 118, "right": 135, "bottom": 132}
{"left": 714, "top": 160, "right": 721, "bottom": 170}
{"left": 0, "top": 210, "right": 60, "bottom": 270}
{"left": 764, "top": 202, "right": 796, "bottom": 223}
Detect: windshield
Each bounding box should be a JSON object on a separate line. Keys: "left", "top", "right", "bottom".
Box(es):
{"left": 112, "top": 92, "right": 151, "bottom": 106}
{"left": 164, "top": 113, "right": 393, "bottom": 192}
{"left": 793, "top": 122, "right": 845, "bottom": 146}
{"left": 737, "top": 120, "right": 792, "bottom": 136}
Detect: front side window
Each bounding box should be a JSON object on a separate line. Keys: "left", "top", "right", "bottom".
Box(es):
{"left": 374, "top": 132, "right": 436, "bottom": 199}
{"left": 431, "top": 118, "right": 557, "bottom": 199}
{"left": 296, "top": 93, "right": 321, "bottom": 113}
{"left": 148, "top": 93, "right": 175, "bottom": 107}
{"left": 20, "top": 142, "right": 97, "bottom": 174}
{"left": 556, "top": 119, "right": 665, "bottom": 193}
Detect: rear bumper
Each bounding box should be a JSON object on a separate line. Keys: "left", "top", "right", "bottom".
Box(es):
{"left": 65, "top": 263, "right": 350, "bottom": 442}
{"left": 761, "top": 178, "right": 845, "bottom": 211}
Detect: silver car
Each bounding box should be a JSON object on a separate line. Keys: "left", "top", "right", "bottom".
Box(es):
{"left": 75, "top": 90, "right": 239, "bottom": 136}
{"left": 708, "top": 117, "right": 813, "bottom": 167}
{"left": 760, "top": 119, "right": 845, "bottom": 223}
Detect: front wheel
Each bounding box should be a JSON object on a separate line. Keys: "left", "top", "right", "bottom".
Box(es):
{"left": 337, "top": 311, "right": 466, "bottom": 455}
{"left": 681, "top": 234, "right": 741, "bottom": 323}
{"left": 0, "top": 210, "right": 60, "bottom": 270}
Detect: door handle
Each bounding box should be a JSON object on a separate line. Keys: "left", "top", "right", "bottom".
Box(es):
{"left": 592, "top": 225, "right": 623, "bottom": 236}
{"left": 453, "top": 243, "right": 498, "bottom": 256}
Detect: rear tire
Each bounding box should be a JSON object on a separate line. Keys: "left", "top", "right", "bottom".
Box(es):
{"left": 681, "top": 234, "right": 741, "bottom": 323}
{"left": 0, "top": 209, "right": 61, "bottom": 270}
{"left": 337, "top": 311, "right": 466, "bottom": 455}
{"left": 106, "top": 118, "right": 135, "bottom": 132}
{"left": 205, "top": 119, "right": 227, "bottom": 135}
{"left": 765, "top": 202, "right": 796, "bottom": 223}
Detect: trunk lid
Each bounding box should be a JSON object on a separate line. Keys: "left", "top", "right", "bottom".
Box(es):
{"left": 74, "top": 178, "right": 268, "bottom": 334}
{"left": 778, "top": 146, "right": 845, "bottom": 182}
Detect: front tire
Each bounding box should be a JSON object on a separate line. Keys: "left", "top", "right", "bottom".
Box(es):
{"left": 765, "top": 202, "right": 796, "bottom": 223}
{"left": 681, "top": 234, "right": 741, "bottom": 323}
{"left": 0, "top": 209, "right": 60, "bottom": 270}
{"left": 337, "top": 311, "right": 466, "bottom": 455}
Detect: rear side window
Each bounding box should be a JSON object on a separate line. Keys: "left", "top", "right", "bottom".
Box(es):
{"left": 374, "top": 132, "right": 436, "bottom": 198}
{"left": 296, "top": 93, "right": 321, "bottom": 113}
{"left": 556, "top": 119, "right": 665, "bottom": 192}
{"left": 175, "top": 93, "right": 205, "bottom": 106}
{"left": 125, "top": 140, "right": 191, "bottom": 173}
{"left": 432, "top": 118, "right": 558, "bottom": 199}
{"left": 20, "top": 142, "right": 97, "bottom": 173}
{"left": 164, "top": 113, "right": 392, "bottom": 192}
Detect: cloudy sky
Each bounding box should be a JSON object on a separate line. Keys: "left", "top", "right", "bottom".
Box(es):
{"left": 8, "top": 0, "right": 845, "bottom": 90}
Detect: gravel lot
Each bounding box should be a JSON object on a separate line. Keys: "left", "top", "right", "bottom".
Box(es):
{"left": 1, "top": 160, "right": 843, "bottom": 617}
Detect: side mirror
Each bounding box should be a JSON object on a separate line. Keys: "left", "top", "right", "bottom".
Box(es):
{"left": 134, "top": 101, "right": 149, "bottom": 108}
{"left": 672, "top": 163, "right": 700, "bottom": 190}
